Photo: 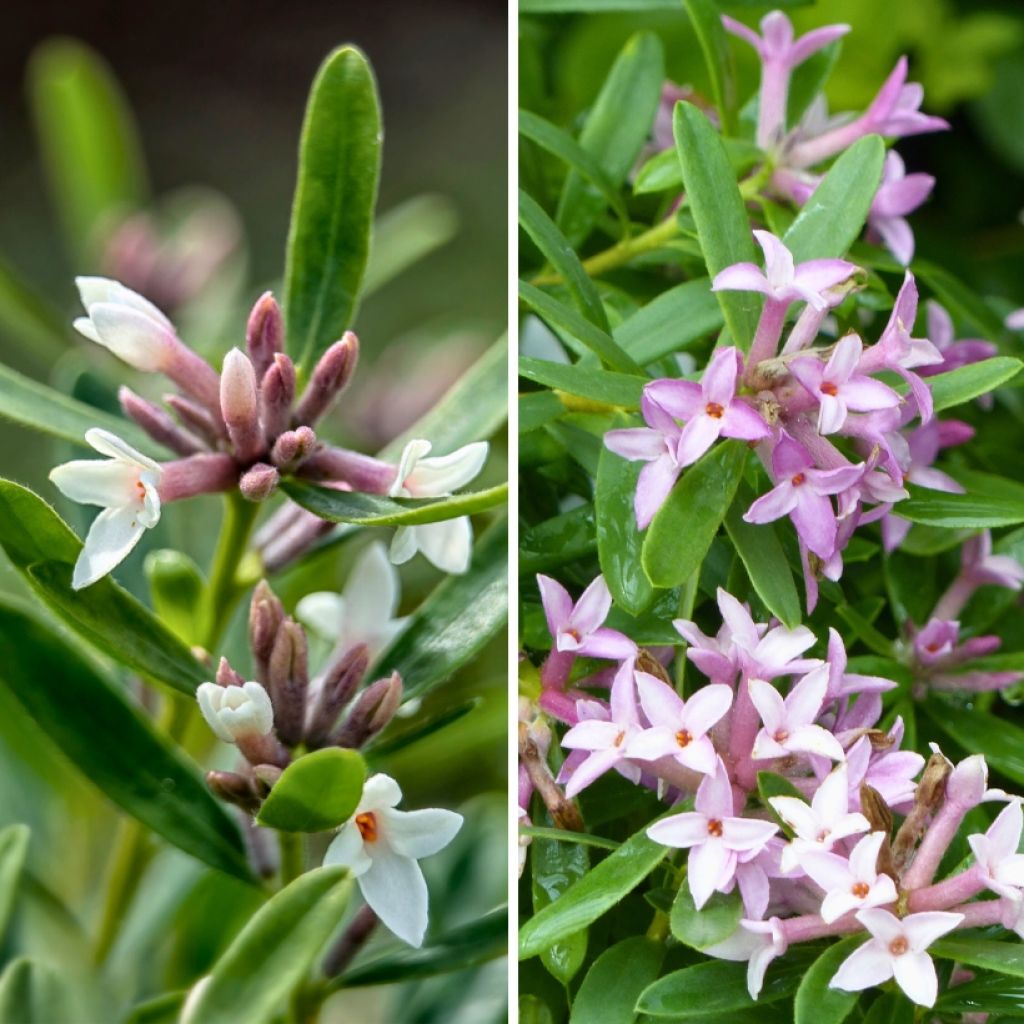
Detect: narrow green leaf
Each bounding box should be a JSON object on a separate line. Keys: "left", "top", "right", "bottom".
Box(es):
{"left": 145, "top": 549, "right": 206, "bottom": 644}
{"left": 931, "top": 936, "right": 1024, "bottom": 978}
{"left": 936, "top": 971, "right": 1024, "bottom": 1014}
{"left": 835, "top": 604, "right": 894, "bottom": 658}
{"left": 372, "top": 517, "right": 507, "bottom": 700}
{"left": 281, "top": 480, "right": 507, "bottom": 527}
{"left": 520, "top": 504, "right": 598, "bottom": 574}
{"left": 519, "top": 826, "right": 666, "bottom": 959}
{"left": 0, "top": 598, "right": 252, "bottom": 881}
{"left": 915, "top": 260, "right": 1009, "bottom": 342}
{"left": 189, "top": 867, "right": 352, "bottom": 1024}
{"left": 556, "top": 32, "right": 664, "bottom": 245}
{"left": 757, "top": 771, "right": 807, "bottom": 806}
{"left": 926, "top": 356, "right": 1022, "bottom": 413}
{"left": 670, "top": 886, "right": 742, "bottom": 950}
{"left": 683, "top": 0, "right": 736, "bottom": 135}
{"left": 256, "top": 749, "right": 366, "bottom": 833}
{"left": 0, "top": 480, "right": 208, "bottom": 696}
{"left": 0, "top": 258, "right": 69, "bottom": 365}
{"left": 642, "top": 442, "right": 747, "bottom": 589}
{"left": 725, "top": 483, "right": 801, "bottom": 628}
{"left": 673, "top": 102, "right": 759, "bottom": 348}
{"left": 783, "top": 135, "right": 885, "bottom": 262}
{"left": 896, "top": 485, "right": 1024, "bottom": 529}
{"left": 520, "top": 280, "right": 643, "bottom": 373}
{"left": 613, "top": 278, "right": 724, "bottom": 364}
{"left": 533, "top": 830, "right": 590, "bottom": 983}
{"left": 519, "top": 356, "right": 644, "bottom": 408}
{"left": 520, "top": 391, "right": 565, "bottom": 433}
{"left": 366, "top": 698, "right": 479, "bottom": 758}
{"left": 0, "top": 958, "right": 79, "bottom": 1024}
{"left": 634, "top": 140, "right": 762, "bottom": 197}
{"left": 124, "top": 991, "right": 187, "bottom": 1024}
{"left": 923, "top": 698, "right": 1024, "bottom": 788}
{"left": 0, "top": 825, "right": 29, "bottom": 943}
{"left": 569, "top": 937, "right": 664, "bottom": 1024}
{"left": 284, "top": 46, "right": 382, "bottom": 371}
{"left": 598, "top": 428, "right": 656, "bottom": 615}
{"left": 794, "top": 936, "right": 864, "bottom": 1024}
{"left": 28, "top": 38, "right": 147, "bottom": 258}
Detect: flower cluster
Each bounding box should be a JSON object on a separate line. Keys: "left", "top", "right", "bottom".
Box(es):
{"left": 49, "top": 277, "right": 488, "bottom": 587}
{"left": 527, "top": 580, "right": 1024, "bottom": 1008}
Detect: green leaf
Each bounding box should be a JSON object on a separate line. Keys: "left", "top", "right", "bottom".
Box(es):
{"left": 0, "top": 361, "right": 156, "bottom": 454}
{"left": 633, "top": 141, "right": 762, "bottom": 197}
{"left": 145, "top": 549, "right": 206, "bottom": 644}
{"left": 188, "top": 867, "right": 352, "bottom": 1024}
{"left": 794, "top": 936, "right": 864, "bottom": 1024}
{"left": 519, "top": 826, "right": 666, "bottom": 960}
{"left": 256, "top": 748, "right": 366, "bottom": 833}
{"left": 613, "top": 278, "right": 724, "bottom": 364}
{"left": 281, "top": 480, "right": 507, "bottom": 526}
{"left": 757, "top": 771, "right": 807, "bottom": 806}
{"left": 931, "top": 936, "right": 1024, "bottom": 978}
{"left": 569, "top": 937, "right": 664, "bottom": 1024}
{"left": 519, "top": 357, "right": 644, "bottom": 409}
{"left": 283, "top": 46, "right": 381, "bottom": 371}
{"left": 642, "top": 442, "right": 747, "bottom": 589}
{"left": 372, "top": 517, "right": 507, "bottom": 700}
{"left": 835, "top": 604, "right": 894, "bottom": 658}
{"left": 683, "top": 0, "right": 736, "bottom": 135}
{"left": 28, "top": 38, "right": 147, "bottom": 259}
{"left": 532, "top": 830, "right": 590, "bottom": 984}
{"left": 782, "top": 135, "right": 885, "bottom": 262}
{"left": 915, "top": 259, "right": 1009, "bottom": 342}
{"left": 670, "top": 886, "right": 742, "bottom": 950}
{"left": 519, "top": 110, "right": 630, "bottom": 230}
{"left": 0, "top": 598, "right": 252, "bottom": 881}
{"left": 673, "top": 102, "right": 759, "bottom": 348}
{"left": 0, "top": 258, "right": 69, "bottom": 365}
{"left": 0, "top": 825, "right": 29, "bottom": 943}
{"left": 896, "top": 485, "right": 1024, "bottom": 529}
{"left": 124, "top": 991, "right": 187, "bottom": 1024}
{"left": 0, "top": 958, "right": 79, "bottom": 1024}
{"left": 936, "top": 971, "right": 1024, "bottom": 1014}
{"left": 520, "top": 280, "right": 643, "bottom": 373}
{"left": 923, "top": 698, "right": 1024, "bottom": 789}
{"left": 520, "top": 391, "right": 564, "bottom": 433}
{"left": 926, "top": 356, "right": 1023, "bottom": 413}
{"left": 366, "top": 698, "right": 480, "bottom": 758}
{"left": 556, "top": 32, "right": 664, "bottom": 245}
{"left": 0, "top": 480, "right": 208, "bottom": 696}
{"left": 597, "top": 429, "right": 656, "bottom": 615}
{"left": 725, "top": 483, "right": 801, "bottom": 628}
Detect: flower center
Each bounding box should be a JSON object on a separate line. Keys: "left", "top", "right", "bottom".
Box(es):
{"left": 888, "top": 937, "right": 909, "bottom": 957}
{"left": 816, "top": 829, "right": 831, "bottom": 843}
{"left": 820, "top": 381, "right": 839, "bottom": 397}
{"left": 705, "top": 402, "right": 725, "bottom": 419}
{"left": 355, "top": 812, "right": 378, "bottom": 843}
{"left": 707, "top": 818, "right": 723, "bottom": 838}
{"left": 925, "top": 642, "right": 941, "bottom": 653}
{"left": 852, "top": 882, "right": 870, "bottom": 898}
{"left": 790, "top": 473, "right": 806, "bottom": 487}
{"left": 676, "top": 729, "right": 693, "bottom": 748}
{"left": 773, "top": 729, "right": 790, "bottom": 743}
{"left": 613, "top": 731, "right": 626, "bottom": 748}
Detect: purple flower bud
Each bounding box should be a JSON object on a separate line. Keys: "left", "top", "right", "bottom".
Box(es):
{"left": 251, "top": 762, "right": 284, "bottom": 791}
{"left": 215, "top": 656, "right": 245, "bottom": 688}
{"left": 298, "top": 446, "right": 397, "bottom": 494}
{"left": 258, "top": 509, "right": 335, "bottom": 574}
{"left": 166, "top": 393, "right": 227, "bottom": 445}
{"left": 267, "top": 619, "right": 309, "bottom": 747}
{"left": 235, "top": 731, "right": 290, "bottom": 769}
{"left": 119, "top": 386, "right": 205, "bottom": 456}
{"left": 220, "top": 348, "right": 264, "bottom": 463}
{"left": 206, "top": 769, "right": 261, "bottom": 813}
{"left": 305, "top": 643, "right": 370, "bottom": 748}
{"left": 260, "top": 353, "right": 296, "bottom": 443}
{"left": 245, "top": 291, "right": 284, "bottom": 380}
{"left": 157, "top": 453, "right": 238, "bottom": 502}
{"left": 249, "top": 580, "right": 285, "bottom": 681}
{"left": 332, "top": 672, "right": 403, "bottom": 749}
{"left": 239, "top": 462, "right": 280, "bottom": 502}
{"left": 294, "top": 331, "right": 360, "bottom": 426}
{"left": 271, "top": 426, "right": 317, "bottom": 471}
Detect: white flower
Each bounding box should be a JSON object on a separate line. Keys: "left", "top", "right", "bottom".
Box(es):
{"left": 49, "top": 428, "right": 162, "bottom": 590}
{"left": 323, "top": 773, "right": 462, "bottom": 947}
{"left": 388, "top": 439, "right": 488, "bottom": 575}
{"left": 73, "top": 276, "right": 177, "bottom": 372}
{"left": 296, "top": 542, "right": 407, "bottom": 663}
{"left": 196, "top": 681, "right": 274, "bottom": 742}
{"left": 802, "top": 831, "right": 898, "bottom": 923}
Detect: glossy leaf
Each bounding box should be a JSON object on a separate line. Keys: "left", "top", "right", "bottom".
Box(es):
{"left": 569, "top": 936, "right": 664, "bottom": 1024}
{"left": 670, "top": 886, "right": 742, "bottom": 950}
{"left": 642, "top": 442, "right": 747, "bottom": 589}
{"left": 783, "top": 135, "right": 885, "bottom": 262}
{"left": 532, "top": 830, "right": 590, "bottom": 983}
{"left": 683, "top": 0, "right": 736, "bottom": 135}
{"left": 256, "top": 748, "right": 366, "bottom": 833}
{"left": 283, "top": 46, "right": 381, "bottom": 371}
{"left": 0, "top": 958, "right": 80, "bottom": 1024}
{"left": 0, "top": 598, "right": 252, "bottom": 881}
{"left": 926, "top": 356, "right": 1022, "bottom": 412}
{"left": 613, "top": 278, "right": 724, "bottom": 364}
{"left": 520, "top": 356, "right": 644, "bottom": 409}
{"left": 895, "top": 485, "right": 1024, "bottom": 528}
{"left": 188, "top": 867, "right": 352, "bottom": 1024}
{"left": 372, "top": 517, "right": 507, "bottom": 699}
{"left": 0, "top": 825, "right": 29, "bottom": 943}
{"left": 145, "top": 549, "right": 206, "bottom": 644}
{"left": 793, "top": 935, "right": 864, "bottom": 1024}
{"left": 519, "top": 825, "right": 666, "bottom": 959}
{"left": 931, "top": 936, "right": 1024, "bottom": 978}
{"left": 673, "top": 102, "right": 759, "bottom": 348}
{"left": 923, "top": 698, "right": 1024, "bottom": 788}
{"left": 0, "top": 480, "right": 208, "bottom": 696}
{"left": 367, "top": 698, "right": 480, "bottom": 758}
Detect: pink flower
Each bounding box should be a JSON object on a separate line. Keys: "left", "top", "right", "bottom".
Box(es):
{"left": 802, "top": 832, "right": 898, "bottom": 923}
{"left": 537, "top": 574, "right": 636, "bottom": 661}
{"left": 844, "top": 724, "right": 924, "bottom": 813}
{"left": 968, "top": 800, "right": 1024, "bottom": 900}
{"left": 866, "top": 152, "right": 935, "bottom": 266}
{"left": 744, "top": 433, "right": 863, "bottom": 559}
{"left": 648, "top": 758, "right": 778, "bottom": 909}
{"left": 921, "top": 301, "right": 997, "bottom": 376}
{"left": 749, "top": 669, "right": 846, "bottom": 762}
{"left": 628, "top": 672, "right": 733, "bottom": 775}
{"left": 961, "top": 531, "right": 1024, "bottom": 592}
{"left": 829, "top": 908, "right": 963, "bottom": 1008}
{"left": 822, "top": 627, "right": 897, "bottom": 700}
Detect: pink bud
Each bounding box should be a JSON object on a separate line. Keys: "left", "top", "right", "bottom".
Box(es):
{"left": 220, "top": 348, "right": 264, "bottom": 463}
{"left": 119, "top": 386, "right": 205, "bottom": 456}
{"left": 294, "top": 332, "right": 359, "bottom": 426}
{"left": 246, "top": 292, "right": 284, "bottom": 379}
{"left": 333, "top": 672, "right": 403, "bottom": 749}
{"left": 239, "top": 462, "right": 280, "bottom": 502}
{"left": 271, "top": 426, "right": 317, "bottom": 471}
{"left": 305, "top": 643, "right": 369, "bottom": 748}
{"left": 260, "top": 353, "right": 296, "bottom": 443}
{"left": 157, "top": 453, "right": 238, "bottom": 502}
{"left": 249, "top": 580, "right": 285, "bottom": 682}
{"left": 215, "top": 656, "right": 245, "bottom": 688}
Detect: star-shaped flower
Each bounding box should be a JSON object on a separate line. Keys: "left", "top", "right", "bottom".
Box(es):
{"left": 803, "top": 831, "right": 898, "bottom": 923}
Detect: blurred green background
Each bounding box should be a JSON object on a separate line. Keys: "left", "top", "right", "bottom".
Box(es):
{"left": 0, "top": 2, "right": 508, "bottom": 1021}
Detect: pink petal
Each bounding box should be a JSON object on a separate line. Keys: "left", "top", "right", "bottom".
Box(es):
{"left": 748, "top": 678, "right": 787, "bottom": 734}
{"left": 826, "top": 334, "right": 863, "bottom": 383}
{"left": 678, "top": 736, "right": 720, "bottom": 775}
{"left": 562, "top": 719, "right": 620, "bottom": 752}
{"left": 788, "top": 24, "right": 850, "bottom": 65}
{"left": 721, "top": 816, "right": 779, "bottom": 852}
{"left": 817, "top": 394, "right": 848, "bottom": 435}
{"left": 722, "top": 400, "right": 771, "bottom": 441}
{"left": 848, "top": 831, "right": 886, "bottom": 879}
{"left": 627, "top": 727, "right": 680, "bottom": 762}
{"left": 830, "top": 940, "right": 894, "bottom": 992}
{"left": 537, "top": 575, "right": 572, "bottom": 637}
{"left": 986, "top": 801, "right": 1024, "bottom": 860}
{"left": 820, "top": 890, "right": 861, "bottom": 924}
{"left": 695, "top": 758, "right": 736, "bottom": 819}
{"left": 636, "top": 454, "right": 682, "bottom": 530}
{"left": 802, "top": 851, "right": 853, "bottom": 893}
{"left": 702, "top": 347, "right": 741, "bottom": 407}
{"left": 712, "top": 263, "right": 771, "bottom": 295}
{"left": 635, "top": 671, "right": 686, "bottom": 727}
{"left": 874, "top": 215, "right": 915, "bottom": 267}
{"left": 578, "top": 627, "right": 637, "bottom": 661}
{"left": 789, "top": 356, "right": 825, "bottom": 396}
{"left": 689, "top": 838, "right": 735, "bottom": 908}
{"left": 873, "top": 173, "right": 935, "bottom": 218}
{"left": 720, "top": 15, "right": 763, "bottom": 52}
{"left": 676, "top": 414, "right": 722, "bottom": 467}
{"left": 754, "top": 230, "right": 795, "bottom": 292}
{"left": 682, "top": 684, "right": 734, "bottom": 737}
{"left": 793, "top": 259, "right": 858, "bottom": 299}
{"left": 604, "top": 427, "right": 665, "bottom": 461}
{"left": 745, "top": 481, "right": 798, "bottom": 525}
{"left": 570, "top": 575, "right": 613, "bottom": 634}
{"left": 841, "top": 376, "right": 902, "bottom": 412}
{"left": 648, "top": 811, "right": 713, "bottom": 849}
{"left": 792, "top": 489, "right": 837, "bottom": 558}
{"left": 645, "top": 378, "right": 704, "bottom": 421}
{"left": 772, "top": 433, "right": 813, "bottom": 478}
{"left": 563, "top": 748, "right": 622, "bottom": 798}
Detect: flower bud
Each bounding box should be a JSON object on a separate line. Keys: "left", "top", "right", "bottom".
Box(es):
{"left": 333, "top": 672, "right": 403, "bottom": 749}
{"left": 119, "top": 386, "right": 204, "bottom": 456}
{"left": 206, "top": 769, "right": 260, "bottom": 813}
{"left": 947, "top": 754, "right": 989, "bottom": 810}
{"left": 196, "top": 680, "right": 274, "bottom": 743}
{"left": 249, "top": 580, "right": 285, "bottom": 681}
{"left": 220, "top": 348, "right": 264, "bottom": 463}
{"left": 216, "top": 656, "right": 245, "bottom": 688}
{"left": 260, "top": 353, "right": 296, "bottom": 444}
{"left": 267, "top": 619, "right": 309, "bottom": 747}
{"left": 157, "top": 453, "right": 238, "bottom": 502}
{"left": 294, "top": 332, "right": 359, "bottom": 426}
{"left": 239, "top": 462, "right": 280, "bottom": 502}
{"left": 166, "top": 393, "right": 226, "bottom": 445}
{"left": 245, "top": 291, "right": 284, "bottom": 380}
{"left": 251, "top": 763, "right": 284, "bottom": 791}
{"left": 305, "top": 643, "right": 369, "bottom": 748}
{"left": 271, "top": 426, "right": 317, "bottom": 471}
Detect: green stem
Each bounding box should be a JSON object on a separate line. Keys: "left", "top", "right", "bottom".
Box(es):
{"left": 279, "top": 831, "right": 304, "bottom": 888}
{"left": 92, "top": 818, "right": 151, "bottom": 965}
{"left": 202, "top": 493, "right": 259, "bottom": 652}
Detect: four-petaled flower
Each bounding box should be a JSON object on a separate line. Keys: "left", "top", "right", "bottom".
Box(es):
{"left": 750, "top": 669, "right": 846, "bottom": 763}
{"left": 802, "top": 831, "right": 898, "bottom": 923}
{"left": 49, "top": 428, "right": 163, "bottom": 590}
{"left": 537, "top": 574, "right": 636, "bottom": 661}
{"left": 968, "top": 800, "right": 1024, "bottom": 900}
{"left": 866, "top": 151, "right": 935, "bottom": 266}
{"left": 323, "top": 773, "right": 462, "bottom": 947}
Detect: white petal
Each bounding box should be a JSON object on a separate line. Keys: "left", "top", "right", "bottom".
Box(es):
{"left": 76, "top": 276, "right": 174, "bottom": 331}
{"left": 829, "top": 941, "right": 894, "bottom": 992}
{"left": 360, "top": 844, "right": 429, "bottom": 946}
{"left": 196, "top": 683, "right": 233, "bottom": 742}
{"left": 383, "top": 807, "right": 463, "bottom": 859}
{"left": 85, "top": 428, "right": 161, "bottom": 473}
{"left": 324, "top": 822, "right": 372, "bottom": 877}
{"left": 359, "top": 773, "right": 403, "bottom": 812}
{"left": 296, "top": 592, "right": 345, "bottom": 642}
{"left": 343, "top": 541, "right": 401, "bottom": 636}
{"left": 389, "top": 526, "right": 418, "bottom": 565}
{"left": 50, "top": 459, "right": 140, "bottom": 507}
{"left": 892, "top": 951, "right": 938, "bottom": 1008}
{"left": 73, "top": 504, "right": 151, "bottom": 589}
{"left": 413, "top": 518, "right": 473, "bottom": 575}
{"left": 406, "top": 441, "right": 488, "bottom": 496}
{"left": 88, "top": 303, "right": 174, "bottom": 372}
{"left": 390, "top": 439, "right": 433, "bottom": 496}
{"left": 73, "top": 316, "right": 101, "bottom": 343}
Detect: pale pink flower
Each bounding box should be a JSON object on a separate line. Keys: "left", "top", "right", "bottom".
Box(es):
{"left": 968, "top": 800, "right": 1024, "bottom": 900}
{"left": 803, "top": 831, "right": 898, "bottom": 923}
{"left": 537, "top": 574, "right": 636, "bottom": 661}
{"left": 750, "top": 669, "right": 846, "bottom": 762}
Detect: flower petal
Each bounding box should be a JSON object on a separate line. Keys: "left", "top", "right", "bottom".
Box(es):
{"left": 682, "top": 684, "right": 734, "bottom": 737}
{"left": 360, "top": 844, "right": 429, "bottom": 946}
{"left": 647, "top": 811, "right": 711, "bottom": 849}
{"left": 829, "top": 940, "right": 894, "bottom": 992}
{"left": 49, "top": 459, "right": 140, "bottom": 507}
{"left": 413, "top": 518, "right": 474, "bottom": 575}
{"left": 636, "top": 454, "right": 682, "bottom": 530}
{"left": 570, "top": 575, "right": 613, "bottom": 635}
{"left": 604, "top": 427, "right": 666, "bottom": 461}
{"left": 407, "top": 441, "right": 488, "bottom": 496}
{"left": 635, "top": 671, "right": 686, "bottom": 727}
{"left": 323, "top": 822, "right": 372, "bottom": 877}
{"left": 73, "top": 503, "right": 151, "bottom": 590}
{"left": 892, "top": 951, "right": 938, "bottom": 1008}
{"left": 389, "top": 525, "right": 418, "bottom": 566}
{"left": 384, "top": 807, "right": 463, "bottom": 860}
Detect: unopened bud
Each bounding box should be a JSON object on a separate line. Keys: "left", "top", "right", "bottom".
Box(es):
{"left": 261, "top": 353, "right": 296, "bottom": 444}
{"left": 333, "top": 672, "right": 403, "bottom": 749}
{"left": 267, "top": 619, "right": 309, "bottom": 747}
{"left": 305, "top": 643, "right": 369, "bottom": 748}
{"left": 239, "top": 462, "right": 280, "bottom": 502}
{"left": 251, "top": 763, "right": 284, "bottom": 792}
{"left": 220, "top": 348, "right": 264, "bottom": 462}
{"left": 216, "top": 656, "right": 245, "bottom": 688}
{"left": 206, "top": 770, "right": 260, "bottom": 813}
{"left": 167, "top": 393, "right": 226, "bottom": 445}
{"left": 119, "top": 386, "right": 204, "bottom": 456}
{"left": 245, "top": 292, "right": 284, "bottom": 379}
{"left": 249, "top": 580, "right": 285, "bottom": 681}
{"left": 197, "top": 680, "right": 273, "bottom": 743}
{"left": 271, "top": 426, "right": 317, "bottom": 471}
{"left": 294, "top": 332, "right": 359, "bottom": 426}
